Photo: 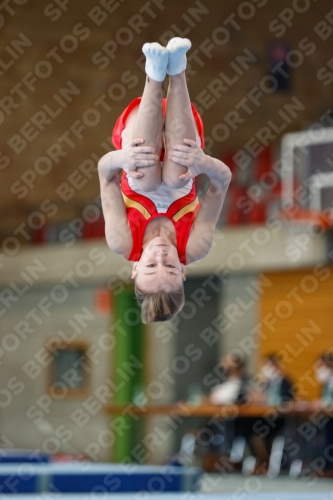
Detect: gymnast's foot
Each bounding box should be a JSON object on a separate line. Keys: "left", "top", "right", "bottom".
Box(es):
{"left": 142, "top": 42, "right": 168, "bottom": 82}
{"left": 166, "top": 37, "right": 191, "bottom": 76}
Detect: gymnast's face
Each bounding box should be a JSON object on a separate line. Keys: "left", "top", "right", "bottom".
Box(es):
{"left": 131, "top": 236, "right": 186, "bottom": 292}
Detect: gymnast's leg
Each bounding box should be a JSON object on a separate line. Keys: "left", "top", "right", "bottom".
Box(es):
{"left": 162, "top": 38, "right": 201, "bottom": 189}
{"left": 121, "top": 43, "right": 168, "bottom": 192}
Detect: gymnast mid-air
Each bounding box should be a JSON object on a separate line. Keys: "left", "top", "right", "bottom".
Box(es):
{"left": 98, "top": 37, "right": 231, "bottom": 323}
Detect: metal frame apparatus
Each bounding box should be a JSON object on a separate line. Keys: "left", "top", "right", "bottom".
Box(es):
{"left": 280, "top": 126, "right": 333, "bottom": 210}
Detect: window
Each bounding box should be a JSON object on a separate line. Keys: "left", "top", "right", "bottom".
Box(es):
{"left": 47, "top": 341, "right": 91, "bottom": 398}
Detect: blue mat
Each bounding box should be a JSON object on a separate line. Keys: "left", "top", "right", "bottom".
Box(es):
{"left": 0, "top": 463, "right": 201, "bottom": 493}
{"left": 3, "top": 493, "right": 333, "bottom": 500}
{"left": 0, "top": 450, "right": 49, "bottom": 463}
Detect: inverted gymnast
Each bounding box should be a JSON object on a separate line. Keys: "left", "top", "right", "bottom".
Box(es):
{"left": 98, "top": 38, "right": 231, "bottom": 323}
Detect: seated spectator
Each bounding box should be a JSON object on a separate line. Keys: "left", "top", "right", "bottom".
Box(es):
{"left": 200, "top": 354, "right": 249, "bottom": 470}
{"left": 315, "top": 351, "right": 333, "bottom": 473}
{"left": 209, "top": 353, "right": 248, "bottom": 405}
{"left": 250, "top": 353, "right": 294, "bottom": 467}
{"left": 315, "top": 351, "right": 333, "bottom": 406}
{"left": 260, "top": 353, "right": 294, "bottom": 405}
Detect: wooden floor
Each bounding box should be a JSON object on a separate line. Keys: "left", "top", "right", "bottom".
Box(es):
{"left": 201, "top": 473, "right": 333, "bottom": 493}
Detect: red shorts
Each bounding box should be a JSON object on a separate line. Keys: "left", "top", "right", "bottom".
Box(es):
{"left": 111, "top": 97, "right": 205, "bottom": 161}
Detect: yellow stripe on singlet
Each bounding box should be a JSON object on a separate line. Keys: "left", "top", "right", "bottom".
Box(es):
{"left": 172, "top": 197, "right": 199, "bottom": 222}
{"left": 122, "top": 192, "right": 151, "bottom": 220}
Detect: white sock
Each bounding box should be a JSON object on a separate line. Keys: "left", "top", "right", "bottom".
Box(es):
{"left": 166, "top": 37, "right": 191, "bottom": 76}
{"left": 142, "top": 42, "right": 168, "bottom": 82}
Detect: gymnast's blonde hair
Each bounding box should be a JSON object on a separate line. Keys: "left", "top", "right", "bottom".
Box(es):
{"left": 135, "top": 286, "right": 185, "bottom": 324}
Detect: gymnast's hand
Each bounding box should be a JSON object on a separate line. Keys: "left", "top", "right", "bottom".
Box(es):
{"left": 167, "top": 139, "right": 207, "bottom": 181}
{"left": 120, "top": 138, "right": 159, "bottom": 180}
{"left": 169, "top": 139, "right": 232, "bottom": 187}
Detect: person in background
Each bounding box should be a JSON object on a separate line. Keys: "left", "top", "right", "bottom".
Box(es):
{"left": 254, "top": 353, "right": 294, "bottom": 465}
{"left": 315, "top": 352, "right": 333, "bottom": 406}
{"left": 260, "top": 353, "right": 294, "bottom": 405}
{"left": 209, "top": 353, "right": 248, "bottom": 405}
{"left": 200, "top": 353, "right": 249, "bottom": 470}
{"left": 315, "top": 351, "right": 333, "bottom": 474}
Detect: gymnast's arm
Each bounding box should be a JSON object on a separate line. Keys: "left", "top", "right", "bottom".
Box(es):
{"left": 98, "top": 151, "right": 133, "bottom": 258}
{"left": 167, "top": 139, "right": 231, "bottom": 264}
{"left": 186, "top": 156, "right": 231, "bottom": 263}
{"left": 98, "top": 139, "right": 159, "bottom": 255}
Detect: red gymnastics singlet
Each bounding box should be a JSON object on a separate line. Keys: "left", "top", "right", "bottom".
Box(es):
{"left": 111, "top": 96, "right": 205, "bottom": 264}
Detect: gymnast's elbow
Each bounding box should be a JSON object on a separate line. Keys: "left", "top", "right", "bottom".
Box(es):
{"left": 187, "top": 231, "right": 214, "bottom": 263}
{"left": 105, "top": 228, "right": 130, "bottom": 257}
{"left": 98, "top": 151, "right": 117, "bottom": 179}
{"left": 106, "top": 238, "right": 125, "bottom": 256}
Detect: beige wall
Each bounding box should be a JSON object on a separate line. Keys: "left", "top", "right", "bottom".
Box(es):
{"left": 0, "top": 284, "right": 112, "bottom": 461}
